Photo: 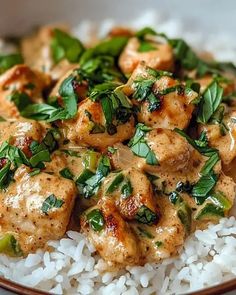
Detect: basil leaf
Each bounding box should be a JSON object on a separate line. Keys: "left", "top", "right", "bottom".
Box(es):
{"left": 129, "top": 124, "right": 158, "bottom": 165}
{"left": 28, "top": 168, "right": 41, "bottom": 177}
{"left": 106, "top": 173, "right": 124, "bottom": 194}
{"left": 80, "top": 36, "right": 129, "bottom": 65}
{"left": 197, "top": 81, "right": 224, "bottom": 123}
{"left": 29, "top": 149, "right": 51, "bottom": 167}
{"left": 59, "top": 167, "right": 74, "bottom": 180}
{"left": 121, "top": 179, "right": 133, "bottom": 198}
{"left": 135, "top": 27, "right": 157, "bottom": 39}
{"left": 87, "top": 209, "right": 105, "bottom": 232}
{"left": 200, "top": 153, "right": 220, "bottom": 176}
{"left": 76, "top": 156, "right": 110, "bottom": 198}
{"left": 51, "top": 29, "right": 84, "bottom": 63}
{"left": 0, "top": 54, "right": 23, "bottom": 74}
{"left": 0, "top": 161, "right": 12, "bottom": 189}
{"left": 8, "top": 92, "right": 32, "bottom": 111}
{"left": 41, "top": 194, "right": 64, "bottom": 214}
{"left": 192, "top": 173, "right": 218, "bottom": 205}
{"left": 135, "top": 205, "right": 157, "bottom": 225}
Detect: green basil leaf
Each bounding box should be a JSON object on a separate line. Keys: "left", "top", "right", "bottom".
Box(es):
{"left": 135, "top": 27, "right": 157, "bottom": 39}
{"left": 87, "top": 209, "right": 105, "bottom": 232}
{"left": 197, "top": 81, "right": 224, "bottom": 123}
{"left": 41, "top": 194, "right": 64, "bottom": 215}
{"left": 59, "top": 167, "right": 74, "bottom": 180}
{"left": 135, "top": 205, "right": 157, "bottom": 225}
{"left": 121, "top": 179, "right": 133, "bottom": 198}
{"left": 0, "top": 54, "right": 23, "bottom": 74}
{"left": 51, "top": 29, "right": 84, "bottom": 63}
{"left": 106, "top": 173, "right": 124, "bottom": 194}
{"left": 8, "top": 92, "right": 32, "bottom": 111}
{"left": 200, "top": 153, "right": 220, "bottom": 176}
{"left": 191, "top": 173, "right": 218, "bottom": 205}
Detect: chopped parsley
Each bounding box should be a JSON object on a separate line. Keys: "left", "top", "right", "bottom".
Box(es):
{"left": 87, "top": 209, "right": 105, "bottom": 232}
{"left": 0, "top": 54, "right": 23, "bottom": 74}
{"left": 106, "top": 173, "right": 124, "bottom": 194}
{"left": 128, "top": 123, "right": 158, "bottom": 165}
{"left": 59, "top": 167, "right": 74, "bottom": 180}
{"left": 51, "top": 29, "right": 84, "bottom": 63}
{"left": 41, "top": 194, "right": 64, "bottom": 215}
{"left": 135, "top": 205, "right": 158, "bottom": 225}
{"left": 76, "top": 155, "right": 111, "bottom": 198}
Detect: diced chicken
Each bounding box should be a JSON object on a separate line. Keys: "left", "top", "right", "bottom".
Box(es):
{"left": 125, "top": 63, "right": 197, "bottom": 129}
{"left": 102, "top": 168, "right": 159, "bottom": 220}
{"left": 61, "top": 98, "right": 135, "bottom": 150}
{"left": 119, "top": 37, "right": 173, "bottom": 75}
{"left": 0, "top": 165, "right": 77, "bottom": 254}
{"left": 80, "top": 199, "right": 140, "bottom": 266}
{"left": 131, "top": 196, "right": 185, "bottom": 263}
{"left": 0, "top": 65, "right": 50, "bottom": 119}
{"left": 21, "top": 25, "right": 75, "bottom": 80}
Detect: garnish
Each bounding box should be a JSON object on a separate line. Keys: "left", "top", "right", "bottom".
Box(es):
{"left": 89, "top": 83, "right": 133, "bottom": 135}
{"left": 51, "top": 29, "right": 84, "bottom": 63}
{"left": 121, "top": 178, "right": 133, "bottom": 198}
{"left": 41, "top": 194, "right": 64, "bottom": 215}
{"left": 135, "top": 27, "right": 157, "bottom": 52}
{"left": 59, "top": 167, "right": 74, "bottom": 180}
{"left": 0, "top": 234, "right": 23, "bottom": 257}
{"left": 87, "top": 209, "right": 105, "bottom": 232}
{"left": 128, "top": 123, "right": 158, "bottom": 165}
{"left": 135, "top": 205, "right": 158, "bottom": 225}
{"left": 76, "top": 155, "right": 111, "bottom": 198}
{"left": 106, "top": 173, "right": 124, "bottom": 194}
{"left": 0, "top": 54, "right": 23, "bottom": 74}
{"left": 197, "top": 81, "right": 224, "bottom": 124}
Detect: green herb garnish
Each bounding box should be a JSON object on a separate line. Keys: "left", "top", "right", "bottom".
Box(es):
{"left": 41, "top": 194, "right": 64, "bottom": 215}
{"left": 87, "top": 209, "right": 105, "bottom": 232}
{"left": 0, "top": 54, "right": 23, "bottom": 74}
{"left": 59, "top": 167, "right": 74, "bottom": 180}
{"left": 135, "top": 205, "right": 157, "bottom": 225}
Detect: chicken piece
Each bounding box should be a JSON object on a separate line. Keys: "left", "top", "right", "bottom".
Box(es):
{"left": 125, "top": 63, "right": 197, "bottom": 129}
{"left": 198, "top": 110, "right": 236, "bottom": 167}
{"left": 0, "top": 165, "right": 77, "bottom": 254}
{"left": 21, "top": 25, "right": 75, "bottom": 80}
{"left": 118, "top": 37, "right": 173, "bottom": 75}
{"left": 131, "top": 196, "right": 185, "bottom": 263}
{"left": 102, "top": 168, "right": 159, "bottom": 220}
{"left": 80, "top": 199, "right": 140, "bottom": 266}
{"left": 110, "top": 129, "right": 194, "bottom": 174}
{"left": 61, "top": 98, "right": 135, "bottom": 150}
{"left": 0, "top": 119, "right": 45, "bottom": 144}
{"left": 0, "top": 65, "right": 51, "bottom": 119}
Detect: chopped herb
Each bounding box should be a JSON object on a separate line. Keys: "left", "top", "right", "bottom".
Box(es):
{"left": 0, "top": 116, "right": 6, "bottom": 122}
{"left": 80, "top": 36, "right": 129, "bottom": 65}
{"left": 121, "top": 178, "right": 133, "bottom": 198}
{"left": 135, "top": 205, "right": 157, "bottom": 225}
{"left": 128, "top": 123, "right": 158, "bottom": 165}
{"left": 0, "top": 54, "right": 23, "bottom": 74}
{"left": 87, "top": 209, "right": 105, "bottom": 232}
{"left": 209, "top": 105, "right": 229, "bottom": 136}
{"left": 200, "top": 152, "right": 220, "bottom": 176}
{"left": 61, "top": 150, "right": 81, "bottom": 157}
{"left": 21, "top": 75, "right": 79, "bottom": 122}
{"left": 59, "top": 167, "right": 74, "bottom": 180}
{"left": 28, "top": 168, "right": 41, "bottom": 177}
{"left": 51, "top": 29, "right": 84, "bottom": 63}
{"left": 76, "top": 155, "right": 111, "bottom": 198}
{"left": 137, "top": 226, "right": 154, "bottom": 238}
{"left": 0, "top": 234, "right": 23, "bottom": 257}
{"left": 85, "top": 110, "right": 105, "bottom": 134}
{"left": 195, "top": 203, "right": 224, "bottom": 220}
{"left": 135, "top": 27, "right": 157, "bottom": 53}
{"left": 106, "top": 173, "right": 124, "bottom": 194}
{"left": 207, "top": 191, "right": 232, "bottom": 211}
{"left": 155, "top": 241, "right": 163, "bottom": 248}
{"left": 169, "top": 191, "right": 181, "bottom": 204}
{"left": 41, "top": 194, "right": 64, "bottom": 215}
{"left": 197, "top": 81, "right": 224, "bottom": 124}
{"left": 191, "top": 172, "right": 218, "bottom": 205}
{"left": 8, "top": 91, "right": 32, "bottom": 111}
{"left": 107, "top": 146, "right": 117, "bottom": 154}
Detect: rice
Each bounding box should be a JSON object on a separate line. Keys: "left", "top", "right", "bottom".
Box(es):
{"left": 1, "top": 11, "right": 236, "bottom": 295}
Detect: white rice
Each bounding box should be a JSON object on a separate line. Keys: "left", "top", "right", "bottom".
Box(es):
{"left": 1, "top": 217, "right": 236, "bottom": 294}
{"left": 1, "top": 11, "right": 236, "bottom": 295}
